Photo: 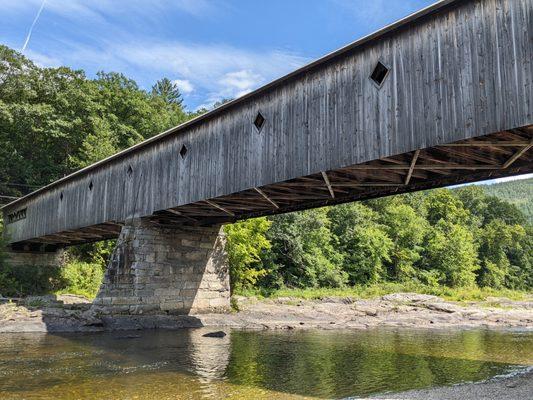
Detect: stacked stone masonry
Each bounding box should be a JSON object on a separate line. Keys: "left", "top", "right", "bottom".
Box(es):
{"left": 92, "top": 219, "right": 230, "bottom": 315}
{"left": 6, "top": 249, "right": 65, "bottom": 267}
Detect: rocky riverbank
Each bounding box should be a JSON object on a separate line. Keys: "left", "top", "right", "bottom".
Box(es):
{"left": 1, "top": 292, "right": 532, "bottom": 333}
{"left": 366, "top": 368, "right": 533, "bottom": 400}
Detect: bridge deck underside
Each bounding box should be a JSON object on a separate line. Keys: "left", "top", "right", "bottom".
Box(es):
{"left": 13, "top": 125, "right": 532, "bottom": 251}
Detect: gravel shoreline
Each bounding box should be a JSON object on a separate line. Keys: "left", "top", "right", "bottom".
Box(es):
{"left": 1, "top": 292, "right": 532, "bottom": 332}
{"left": 365, "top": 368, "right": 533, "bottom": 400}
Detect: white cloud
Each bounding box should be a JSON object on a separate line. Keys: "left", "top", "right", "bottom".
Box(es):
{"left": 96, "top": 41, "right": 308, "bottom": 109}
{"left": 219, "top": 70, "right": 262, "bottom": 97}
{"left": 24, "top": 49, "right": 62, "bottom": 67}
{"left": 0, "top": 0, "right": 307, "bottom": 108}
{"left": 173, "top": 79, "right": 194, "bottom": 94}
{"left": 0, "top": 0, "right": 217, "bottom": 19}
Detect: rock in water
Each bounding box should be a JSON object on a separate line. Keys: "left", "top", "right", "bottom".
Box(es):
{"left": 202, "top": 331, "right": 226, "bottom": 338}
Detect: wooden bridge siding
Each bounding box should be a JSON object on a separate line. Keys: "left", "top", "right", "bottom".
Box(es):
{"left": 4, "top": 0, "right": 532, "bottom": 244}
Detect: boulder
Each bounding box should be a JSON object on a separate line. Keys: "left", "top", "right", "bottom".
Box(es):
{"left": 202, "top": 330, "right": 226, "bottom": 338}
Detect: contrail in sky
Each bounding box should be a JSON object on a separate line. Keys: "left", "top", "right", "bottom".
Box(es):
{"left": 22, "top": 0, "right": 46, "bottom": 52}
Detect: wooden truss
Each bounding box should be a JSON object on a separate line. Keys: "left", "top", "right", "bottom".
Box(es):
{"left": 25, "top": 125, "right": 532, "bottom": 247}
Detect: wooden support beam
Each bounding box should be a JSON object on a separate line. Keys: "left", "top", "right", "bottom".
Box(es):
{"left": 502, "top": 140, "right": 533, "bottom": 168}
{"left": 331, "top": 183, "right": 405, "bottom": 188}
{"left": 165, "top": 208, "right": 199, "bottom": 223}
{"left": 321, "top": 171, "right": 335, "bottom": 198}
{"left": 438, "top": 141, "right": 531, "bottom": 147}
{"left": 204, "top": 200, "right": 235, "bottom": 216}
{"left": 254, "top": 187, "right": 279, "bottom": 209}
{"left": 348, "top": 164, "right": 500, "bottom": 170}
{"left": 405, "top": 150, "right": 420, "bottom": 185}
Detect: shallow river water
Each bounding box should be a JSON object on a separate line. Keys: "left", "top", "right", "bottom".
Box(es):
{"left": 0, "top": 327, "right": 532, "bottom": 399}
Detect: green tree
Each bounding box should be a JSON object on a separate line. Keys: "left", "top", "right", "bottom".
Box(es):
{"left": 329, "top": 203, "right": 392, "bottom": 285}
{"left": 267, "top": 209, "right": 346, "bottom": 288}
{"left": 151, "top": 77, "right": 183, "bottom": 106}
{"left": 224, "top": 218, "right": 272, "bottom": 292}
{"left": 477, "top": 220, "right": 526, "bottom": 288}
{"left": 425, "top": 189, "right": 472, "bottom": 226}
{"left": 380, "top": 202, "right": 428, "bottom": 281}
{"left": 423, "top": 220, "right": 479, "bottom": 287}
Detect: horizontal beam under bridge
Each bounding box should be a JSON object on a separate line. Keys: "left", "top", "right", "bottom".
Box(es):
{"left": 2, "top": 0, "right": 533, "bottom": 246}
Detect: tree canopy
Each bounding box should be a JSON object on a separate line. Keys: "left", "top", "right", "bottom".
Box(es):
{"left": 0, "top": 45, "right": 191, "bottom": 200}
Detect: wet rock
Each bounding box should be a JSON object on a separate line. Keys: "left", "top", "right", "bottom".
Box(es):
{"left": 202, "top": 330, "right": 226, "bottom": 338}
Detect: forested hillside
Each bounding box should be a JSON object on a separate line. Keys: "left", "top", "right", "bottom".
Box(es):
{"left": 480, "top": 178, "right": 533, "bottom": 223}
{"left": 0, "top": 45, "right": 532, "bottom": 298}
{"left": 0, "top": 45, "right": 204, "bottom": 202}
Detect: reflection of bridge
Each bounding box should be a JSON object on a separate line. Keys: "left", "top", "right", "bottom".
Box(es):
{"left": 2, "top": 0, "right": 532, "bottom": 314}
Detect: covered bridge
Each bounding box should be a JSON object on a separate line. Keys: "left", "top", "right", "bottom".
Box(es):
{"left": 2, "top": 0, "right": 532, "bottom": 314}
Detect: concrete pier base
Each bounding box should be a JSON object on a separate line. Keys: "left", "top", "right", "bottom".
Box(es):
{"left": 92, "top": 219, "right": 230, "bottom": 315}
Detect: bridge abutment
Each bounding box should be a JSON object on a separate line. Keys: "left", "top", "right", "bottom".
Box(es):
{"left": 92, "top": 219, "right": 230, "bottom": 315}
{"left": 5, "top": 248, "right": 65, "bottom": 267}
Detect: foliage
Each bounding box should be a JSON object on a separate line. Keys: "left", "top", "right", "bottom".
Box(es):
{"left": 480, "top": 177, "right": 533, "bottom": 223}
{"left": 422, "top": 220, "right": 479, "bottom": 287}
{"left": 0, "top": 264, "right": 64, "bottom": 297}
{"left": 227, "top": 186, "right": 532, "bottom": 294}
{"left": 265, "top": 209, "right": 347, "bottom": 288}
{"left": 329, "top": 204, "right": 391, "bottom": 285}
{"left": 151, "top": 77, "right": 183, "bottom": 106}
{"left": 67, "top": 239, "right": 116, "bottom": 269}
{"left": 243, "top": 282, "right": 530, "bottom": 303}
{"left": 0, "top": 45, "right": 190, "bottom": 199}
{"left": 57, "top": 261, "right": 104, "bottom": 298}
{"left": 0, "top": 260, "right": 103, "bottom": 299}
{"left": 379, "top": 201, "right": 427, "bottom": 281}
{"left": 477, "top": 220, "right": 526, "bottom": 289}
{"left": 224, "top": 218, "right": 272, "bottom": 292}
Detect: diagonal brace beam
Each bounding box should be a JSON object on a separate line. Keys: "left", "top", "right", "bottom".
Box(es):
{"left": 405, "top": 150, "right": 420, "bottom": 185}
{"left": 502, "top": 140, "right": 533, "bottom": 168}
{"left": 204, "top": 200, "right": 235, "bottom": 216}
{"left": 254, "top": 187, "right": 279, "bottom": 209}
{"left": 321, "top": 171, "right": 335, "bottom": 198}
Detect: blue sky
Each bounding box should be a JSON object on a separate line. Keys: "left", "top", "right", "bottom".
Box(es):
{"left": 1, "top": 0, "right": 435, "bottom": 110}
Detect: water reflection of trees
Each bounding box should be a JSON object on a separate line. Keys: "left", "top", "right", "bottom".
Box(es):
{"left": 225, "top": 329, "right": 529, "bottom": 398}
{"left": 1, "top": 329, "right": 530, "bottom": 399}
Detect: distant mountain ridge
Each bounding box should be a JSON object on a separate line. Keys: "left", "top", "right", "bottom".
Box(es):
{"left": 479, "top": 177, "right": 533, "bottom": 223}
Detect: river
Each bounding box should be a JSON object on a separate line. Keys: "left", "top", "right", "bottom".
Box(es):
{"left": 0, "top": 328, "right": 531, "bottom": 399}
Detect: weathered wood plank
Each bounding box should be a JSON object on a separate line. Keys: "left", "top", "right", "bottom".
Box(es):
{"left": 3, "top": 0, "right": 533, "bottom": 244}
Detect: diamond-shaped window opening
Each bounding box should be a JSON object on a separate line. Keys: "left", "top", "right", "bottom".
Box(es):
{"left": 253, "top": 112, "right": 265, "bottom": 132}
{"left": 88, "top": 181, "right": 93, "bottom": 191}
{"left": 127, "top": 165, "right": 133, "bottom": 176}
{"left": 60, "top": 192, "right": 64, "bottom": 201}
{"left": 180, "top": 144, "right": 188, "bottom": 159}
{"left": 370, "top": 61, "right": 390, "bottom": 88}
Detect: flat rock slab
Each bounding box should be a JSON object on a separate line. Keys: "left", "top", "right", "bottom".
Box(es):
{"left": 1, "top": 294, "right": 533, "bottom": 333}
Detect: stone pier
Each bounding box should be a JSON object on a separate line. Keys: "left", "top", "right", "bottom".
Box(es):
{"left": 5, "top": 248, "right": 65, "bottom": 267}
{"left": 92, "top": 219, "right": 230, "bottom": 315}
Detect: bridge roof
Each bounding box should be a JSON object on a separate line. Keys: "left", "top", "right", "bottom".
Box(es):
{"left": 2, "top": 0, "right": 460, "bottom": 211}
